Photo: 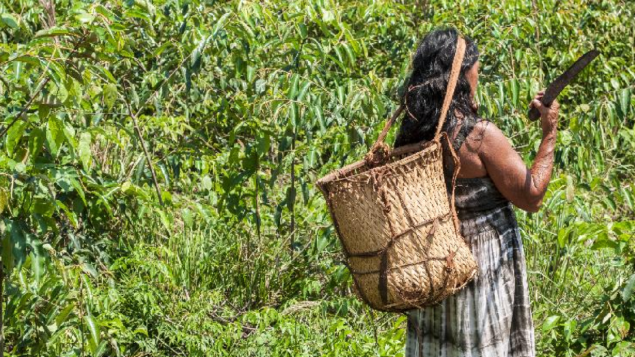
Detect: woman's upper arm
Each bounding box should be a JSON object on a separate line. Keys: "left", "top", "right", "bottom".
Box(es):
{"left": 474, "top": 121, "right": 543, "bottom": 212}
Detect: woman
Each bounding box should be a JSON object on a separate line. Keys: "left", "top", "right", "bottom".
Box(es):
{"left": 395, "top": 29, "right": 559, "bottom": 357}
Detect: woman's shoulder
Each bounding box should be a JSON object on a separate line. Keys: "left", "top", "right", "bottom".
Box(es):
{"left": 467, "top": 118, "right": 507, "bottom": 145}
{"left": 459, "top": 118, "right": 513, "bottom": 162}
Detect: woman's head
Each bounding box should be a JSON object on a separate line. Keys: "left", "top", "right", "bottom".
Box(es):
{"left": 395, "top": 28, "right": 480, "bottom": 148}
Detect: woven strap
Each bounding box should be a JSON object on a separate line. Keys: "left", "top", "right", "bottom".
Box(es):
{"left": 367, "top": 37, "right": 466, "bottom": 158}
{"left": 434, "top": 38, "right": 466, "bottom": 140}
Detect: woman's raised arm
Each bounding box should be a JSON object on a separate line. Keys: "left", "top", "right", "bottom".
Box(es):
{"left": 474, "top": 95, "right": 560, "bottom": 212}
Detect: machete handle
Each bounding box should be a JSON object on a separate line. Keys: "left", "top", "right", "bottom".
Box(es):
{"left": 528, "top": 100, "right": 551, "bottom": 121}
{"left": 528, "top": 104, "right": 540, "bottom": 121}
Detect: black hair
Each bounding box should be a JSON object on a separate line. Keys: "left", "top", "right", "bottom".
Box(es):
{"left": 394, "top": 28, "right": 480, "bottom": 149}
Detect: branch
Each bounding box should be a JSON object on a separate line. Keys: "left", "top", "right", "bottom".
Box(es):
{"left": 1, "top": 29, "right": 88, "bottom": 138}
{"left": 38, "top": 0, "right": 56, "bottom": 29}
{"left": 0, "top": 77, "right": 50, "bottom": 138}
{"left": 124, "top": 100, "right": 164, "bottom": 206}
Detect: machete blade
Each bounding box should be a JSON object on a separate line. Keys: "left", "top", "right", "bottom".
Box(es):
{"left": 529, "top": 49, "right": 600, "bottom": 121}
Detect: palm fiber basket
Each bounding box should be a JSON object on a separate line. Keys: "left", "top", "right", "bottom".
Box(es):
{"left": 316, "top": 37, "right": 477, "bottom": 312}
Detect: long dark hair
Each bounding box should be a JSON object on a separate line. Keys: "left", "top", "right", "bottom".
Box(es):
{"left": 394, "top": 28, "right": 480, "bottom": 149}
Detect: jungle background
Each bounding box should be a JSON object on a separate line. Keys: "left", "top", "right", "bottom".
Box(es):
{"left": 0, "top": 0, "right": 634, "bottom": 356}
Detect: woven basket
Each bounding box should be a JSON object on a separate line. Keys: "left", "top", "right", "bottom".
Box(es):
{"left": 316, "top": 37, "right": 478, "bottom": 312}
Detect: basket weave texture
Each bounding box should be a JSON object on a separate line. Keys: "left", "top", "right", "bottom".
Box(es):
{"left": 316, "top": 37, "right": 477, "bottom": 312}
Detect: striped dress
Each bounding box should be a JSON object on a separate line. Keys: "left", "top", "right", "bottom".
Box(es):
{"left": 405, "top": 176, "right": 536, "bottom": 357}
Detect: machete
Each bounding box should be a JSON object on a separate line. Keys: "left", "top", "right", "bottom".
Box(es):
{"left": 528, "top": 49, "right": 600, "bottom": 121}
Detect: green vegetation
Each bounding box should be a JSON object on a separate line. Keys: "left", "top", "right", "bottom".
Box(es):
{"left": 0, "top": 0, "right": 633, "bottom": 356}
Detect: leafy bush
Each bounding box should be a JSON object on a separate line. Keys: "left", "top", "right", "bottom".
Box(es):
{"left": 0, "top": 0, "right": 633, "bottom": 356}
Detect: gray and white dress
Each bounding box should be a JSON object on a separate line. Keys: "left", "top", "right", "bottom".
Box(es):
{"left": 405, "top": 175, "right": 536, "bottom": 357}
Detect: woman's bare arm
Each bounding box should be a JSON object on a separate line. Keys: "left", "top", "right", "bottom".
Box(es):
{"left": 474, "top": 94, "right": 560, "bottom": 212}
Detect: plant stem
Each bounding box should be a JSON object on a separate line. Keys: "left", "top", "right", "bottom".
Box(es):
{"left": 79, "top": 276, "right": 84, "bottom": 357}
{"left": 1, "top": 257, "right": 3, "bottom": 357}
{"left": 290, "top": 131, "right": 296, "bottom": 250}
{"left": 254, "top": 160, "right": 261, "bottom": 241}
{"left": 0, "top": 77, "right": 50, "bottom": 138}
{"left": 531, "top": 0, "right": 544, "bottom": 81}
{"left": 125, "top": 101, "right": 164, "bottom": 206}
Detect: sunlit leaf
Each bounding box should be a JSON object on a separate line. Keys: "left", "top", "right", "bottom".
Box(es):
{"left": 84, "top": 314, "right": 101, "bottom": 354}
{"left": 103, "top": 83, "right": 118, "bottom": 109}
{"left": 5, "top": 120, "right": 27, "bottom": 156}
{"left": 78, "top": 132, "right": 92, "bottom": 171}
{"left": 0, "top": 13, "right": 19, "bottom": 29}
{"left": 542, "top": 315, "right": 560, "bottom": 332}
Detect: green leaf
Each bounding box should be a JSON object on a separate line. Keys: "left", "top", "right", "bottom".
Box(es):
{"left": 56, "top": 200, "right": 78, "bottom": 228}
{"left": 38, "top": 103, "right": 51, "bottom": 121}
{"left": 579, "top": 103, "right": 590, "bottom": 112}
{"left": 55, "top": 304, "right": 75, "bottom": 326}
{"left": 5, "top": 120, "right": 27, "bottom": 156}
{"left": 75, "top": 12, "right": 95, "bottom": 24}
{"left": 287, "top": 74, "right": 300, "bottom": 99}
{"left": 32, "top": 197, "right": 55, "bottom": 217}
{"left": 52, "top": 82, "right": 69, "bottom": 103}
{"left": 255, "top": 79, "right": 267, "bottom": 94}
{"left": 121, "top": 181, "right": 132, "bottom": 193}
{"left": 563, "top": 319, "right": 577, "bottom": 341}
{"left": 298, "top": 23, "right": 308, "bottom": 39}
{"left": 608, "top": 316, "right": 630, "bottom": 344}
{"left": 620, "top": 88, "right": 631, "bottom": 118}
{"left": 63, "top": 121, "right": 77, "bottom": 149}
{"left": 2, "top": 228, "right": 15, "bottom": 275}
{"left": 542, "top": 315, "right": 560, "bottom": 332}
{"left": 84, "top": 314, "right": 101, "bottom": 354}
{"left": 511, "top": 79, "right": 520, "bottom": 108}
{"left": 0, "top": 13, "right": 19, "bottom": 29}
{"left": 78, "top": 132, "right": 92, "bottom": 171}
{"left": 34, "top": 27, "right": 75, "bottom": 38}
{"left": 0, "top": 189, "right": 7, "bottom": 214}
{"left": 182, "top": 208, "right": 193, "bottom": 228}
{"left": 81, "top": 262, "right": 98, "bottom": 278}
{"left": 103, "top": 83, "right": 118, "bottom": 109}
{"left": 153, "top": 42, "right": 171, "bottom": 57}
{"left": 46, "top": 117, "right": 64, "bottom": 156}
{"left": 322, "top": 9, "right": 335, "bottom": 22}
{"left": 212, "top": 12, "right": 232, "bottom": 37}
{"left": 157, "top": 209, "right": 172, "bottom": 231}
{"left": 133, "top": 327, "right": 149, "bottom": 337}
{"left": 565, "top": 175, "right": 574, "bottom": 203}
{"left": 623, "top": 274, "right": 635, "bottom": 302}
{"left": 30, "top": 239, "right": 46, "bottom": 283}
{"left": 9, "top": 221, "right": 26, "bottom": 268}
{"left": 201, "top": 176, "right": 213, "bottom": 191}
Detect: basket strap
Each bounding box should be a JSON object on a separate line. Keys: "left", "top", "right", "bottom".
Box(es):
{"left": 442, "top": 131, "right": 463, "bottom": 234}
{"left": 368, "top": 105, "right": 404, "bottom": 155}
{"left": 366, "top": 36, "right": 466, "bottom": 158}
{"left": 434, "top": 37, "right": 466, "bottom": 141}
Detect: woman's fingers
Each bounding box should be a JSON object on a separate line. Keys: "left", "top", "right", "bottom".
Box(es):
{"left": 529, "top": 90, "right": 546, "bottom": 109}
{"left": 531, "top": 99, "right": 547, "bottom": 114}
{"left": 530, "top": 95, "right": 544, "bottom": 108}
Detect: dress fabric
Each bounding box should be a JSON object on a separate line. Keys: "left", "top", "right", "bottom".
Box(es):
{"left": 405, "top": 176, "right": 536, "bottom": 357}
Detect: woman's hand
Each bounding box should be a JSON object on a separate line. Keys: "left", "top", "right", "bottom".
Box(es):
{"left": 529, "top": 91, "right": 560, "bottom": 134}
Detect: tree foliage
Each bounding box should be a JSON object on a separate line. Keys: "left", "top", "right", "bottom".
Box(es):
{"left": 0, "top": 0, "right": 634, "bottom": 356}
